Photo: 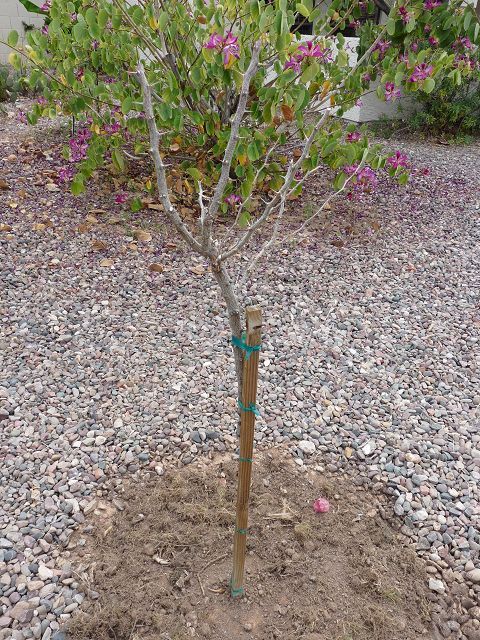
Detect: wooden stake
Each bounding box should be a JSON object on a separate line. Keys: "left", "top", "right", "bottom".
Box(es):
{"left": 231, "top": 306, "right": 262, "bottom": 598}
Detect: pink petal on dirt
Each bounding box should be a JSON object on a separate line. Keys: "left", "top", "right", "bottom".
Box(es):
{"left": 313, "top": 497, "right": 330, "bottom": 514}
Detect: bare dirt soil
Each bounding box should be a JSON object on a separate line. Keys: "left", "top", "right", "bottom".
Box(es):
{"left": 68, "top": 450, "right": 431, "bottom": 640}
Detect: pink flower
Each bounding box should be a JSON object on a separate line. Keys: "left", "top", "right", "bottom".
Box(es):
{"left": 386, "top": 151, "right": 409, "bottom": 169}
{"left": 454, "top": 36, "right": 474, "bottom": 50}
{"left": 104, "top": 121, "right": 121, "bottom": 135}
{"left": 204, "top": 32, "right": 239, "bottom": 67}
{"left": 298, "top": 41, "right": 332, "bottom": 61}
{"left": 17, "top": 110, "right": 27, "bottom": 124}
{"left": 398, "top": 53, "right": 409, "bottom": 64}
{"left": 346, "top": 131, "right": 361, "bottom": 142}
{"left": 410, "top": 41, "right": 419, "bottom": 52}
{"left": 409, "top": 63, "right": 433, "bottom": 82}
{"left": 428, "top": 36, "right": 439, "bottom": 47}
{"left": 225, "top": 194, "right": 242, "bottom": 206}
{"left": 424, "top": 0, "right": 441, "bottom": 8}
{"left": 361, "top": 72, "right": 371, "bottom": 83}
{"left": 40, "top": 0, "right": 52, "bottom": 10}
{"left": 58, "top": 166, "right": 74, "bottom": 183}
{"left": 71, "top": 12, "right": 77, "bottom": 21}
{"left": 373, "top": 40, "right": 391, "bottom": 58}
{"left": 284, "top": 54, "right": 303, "bottom": 73}
{"left": 204, "top": 32, "right": 223, "bottom": 50}
{"left": 398, "top": 6, "right": 412, "bottom": 24}
{"left": 37, "top": 96, "right": 47, "bottom": 106}
{"left": 222, "top": 32, "right": 240, "bottom": 66}
{"left": 41, "top": 25, "right": 49, "bottom": 35}
{"left": 313, "top": 497, "right": 330, "bottom": 514}
{"left": 357, "top": 166, "right": 378, "bottom": 187}
{"left": 115, "top": 192, "right": 129, "bottom": 204}
{"left": 385, "top": 82, "right": 401, "bottom": 101}
{"left": 344, "top": 163, "right": 359, "bottom": 175}
{"left": 75, "top": 68, "right": 84, "bottom": 81}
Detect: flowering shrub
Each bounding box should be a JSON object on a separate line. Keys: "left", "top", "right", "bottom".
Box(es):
{"left": 2, "top": 0, "right": 479, "bottom": 381}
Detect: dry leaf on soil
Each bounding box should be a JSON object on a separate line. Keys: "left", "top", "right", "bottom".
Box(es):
{"left": 134, "top": 230, "right": 152, "bottom": 243}
{"left": 0, "top": 223, "right": 13, "bottom": 232}
{"left": 99, "top": 258, "right": 114, "bottom": 267}
{"left": 190, "top": 265, "right": 206, "bottom": 276}
{"left": 148, "top": 263, "right": 164, "bottom": 273}
{"left": 91, "top": 239, "right": 108, "bottom": 251}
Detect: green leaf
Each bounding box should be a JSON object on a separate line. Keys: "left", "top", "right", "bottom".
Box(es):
{"left": 73, "top": 22, "right": 88, "bottom": 43}
{"left": 7, "top": 31, "right": 19, "bottom": 48}
{"left": 158, "top": 11, "right": 169, "bottom": 31}
{"left": 301, "top": 60, "right": 320, "bottom": 84}
{"left": 98, "top": 9, "right": 109, "bottom": 29}
{"left": 71, "top": 177, "right": 85, "bottom": 196}
{"left": 112, "top": 148, "right": 125, "bottom": 172}
{"left": 130, "top": 197, "right": 142, "bottom": 212}
{"left": 296, "top": 3, "right": 310, "bottom": 18}
{"left": 121, "top": 96, "right": 133, "bottom": 114}
{"left": 333, "top": 172, "right": 347, "bottom": 190}
{"left": 423, "top": 77, "right": 435, "bottom": 94}
{"left": 386, "top": 19, "right": 396, "bottom": 36}
{"left": 464, "top": 11, "right": 472, "bottom": 31}
{"left": 17, "top": 0, "right": 45, "bottom": 15}
{"left": 186, "top": 167, "right": 203, "bottom": 181}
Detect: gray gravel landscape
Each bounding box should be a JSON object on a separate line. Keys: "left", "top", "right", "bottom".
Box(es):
{"left": 0, "top": 107, "right": 479, "bottom": 639}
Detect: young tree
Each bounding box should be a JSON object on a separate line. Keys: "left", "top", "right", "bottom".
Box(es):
{"left": 4, "top": 0, "right": 479, "bottom": 593}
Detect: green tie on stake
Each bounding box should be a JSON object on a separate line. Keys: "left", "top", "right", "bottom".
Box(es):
{"left": 230, "top": 306, "right": 262, "bottom": 598}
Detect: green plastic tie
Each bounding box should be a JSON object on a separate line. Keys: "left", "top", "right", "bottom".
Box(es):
{"left": 238, "top": 399, "right": 260, "bottom": 417}
{"left": 230, "top": 584, "right": 245, "bottom": 597}
{"left": 238, "top": 456, "right": 253, "bottom": 463}
{"left": 236, "top": 528, "right": 247, "bottom": 535}
{"left": 231, "top": 334, "right": 261, "bottom": 360}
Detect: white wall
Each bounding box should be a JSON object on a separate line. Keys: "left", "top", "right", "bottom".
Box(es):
{"left": 0, "top": 0, "right": 44, "bottom": 64}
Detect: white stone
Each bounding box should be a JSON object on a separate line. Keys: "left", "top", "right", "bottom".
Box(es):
{"left": 298, "top": 440, "right": 316, "bottom": 455}
{"left": 38, "top": 565, "right": 54, "bottom": 581}
{"left": 362, "top": 441, "right": 376, "bottom": 456}
{"left": 429, "top": 578, "right": 445, "bottom": 593}
{"left": 466, "top": 569, "right": 480, "bottom": 584}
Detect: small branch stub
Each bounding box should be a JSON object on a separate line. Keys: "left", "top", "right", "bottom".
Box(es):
{"left": 231, "top": 306, "right": 262, "bottom": 598}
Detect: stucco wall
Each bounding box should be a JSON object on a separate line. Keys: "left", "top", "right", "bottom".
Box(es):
{"left": 0, "top": 1, "right": 44, "bottom": 64}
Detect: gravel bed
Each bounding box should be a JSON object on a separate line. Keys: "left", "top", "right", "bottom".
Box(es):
{"left": 0, "top": 104, "right": 479, "bottom": 639}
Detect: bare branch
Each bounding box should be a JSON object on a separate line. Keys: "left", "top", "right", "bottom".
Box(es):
{"left": 203, "top": 40, "right": 262, "bottom": 249}
{"left": 218, "top": 109, "right": 331, "bottom": 262}
{"left": 136, "top": 61, "right": 207, "bottom": 255}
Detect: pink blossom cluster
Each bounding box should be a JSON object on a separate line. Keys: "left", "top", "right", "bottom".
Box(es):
{"left": 423, "top": 0, "right": 441, "bottom": 8}
{"left": 409, "top": 62, "right": 433, "bottom": 82}
{"left": 284, "top": 41, "right": 332, "bottom": 73}
{"left": 385, "top": 82, "right": 401, "bottom": 101}
{"left": 386, "top": 151, "right": 409, "bottom": 169}
{"left": 115, "top": 192, "right": 129, "bottom": 204}
{"left": 58, "top": 166, "right": 75, "bottom": 183}
{"left": 398, "top": 6, "right": 412, "bottom": 24}
{"left": 69, "top": 125, "right": 92, "bottom": 162}
{"left": 346, "top": 131, "right": 361, "bottom": 142}
{"left": 104, "top": 121, "right": 122, "bottom": 135}
{"left": 373, "top": 40, "right": 391, "bottom": 58}
{"left": 344, "top": 164, "right": 378, "bottom": 191}
{"left": 224, "top": 194, "right": 242, "bottom": 206}
{"left": 204, "top": 32, "right": 239, "bottom": 67}
{"left": 40, "top": 0, "right": 51, "bottom": 10}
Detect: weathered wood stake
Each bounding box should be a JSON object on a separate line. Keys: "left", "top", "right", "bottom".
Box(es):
{"left": 231, "top": 306, "right": 262, "bottom": 597}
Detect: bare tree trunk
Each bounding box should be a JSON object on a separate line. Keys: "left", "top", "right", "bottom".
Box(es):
{"left": 476, "top": 0, "right": 480, "bottom": 20}
{"left": 211, "top": 262, "right": 244, "bottom": 396}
